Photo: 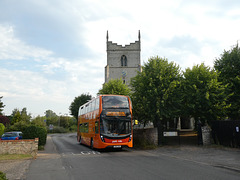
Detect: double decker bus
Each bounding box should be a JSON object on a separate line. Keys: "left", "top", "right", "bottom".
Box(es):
{"left": 77, "top": 94, "right": 133, "bottom": 149}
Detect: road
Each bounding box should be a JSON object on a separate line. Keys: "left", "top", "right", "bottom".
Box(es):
{"left": 26, "top": 133, "right": 240, "bottom": 180}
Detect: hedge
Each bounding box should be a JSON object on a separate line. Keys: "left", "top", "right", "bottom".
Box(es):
{"left": 22, "top": 125, "right": 47, "bottom": 146}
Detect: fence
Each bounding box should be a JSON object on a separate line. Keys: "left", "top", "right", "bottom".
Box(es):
{"left": 212, "top": 120, "right": 240, "bottom": 148}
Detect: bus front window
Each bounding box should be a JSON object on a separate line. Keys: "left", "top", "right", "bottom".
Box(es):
{"left": 102, "top": 96, "right": 129, "bottom": 109}
{"left": 101, "top": 119, "right": 131, "bottom": 136}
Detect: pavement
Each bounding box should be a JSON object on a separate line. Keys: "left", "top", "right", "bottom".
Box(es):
{"left": 25, "top": 136, "right": 69, "bottom": 180}
{"left": 149, "top": 145, "right": 240, "bottom": 173}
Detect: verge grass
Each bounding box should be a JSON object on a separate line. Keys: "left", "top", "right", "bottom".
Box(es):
{"left": 0, "top": 154, "right": 33, "bottom": 161}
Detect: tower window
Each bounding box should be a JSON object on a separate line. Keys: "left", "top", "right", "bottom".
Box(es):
{"left": 121, "top": 55, "right": 127, "bottom": 66}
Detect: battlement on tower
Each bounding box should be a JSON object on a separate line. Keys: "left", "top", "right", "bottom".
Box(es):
{"left": 107, "top": 40, "right": 141, "bottom": 51}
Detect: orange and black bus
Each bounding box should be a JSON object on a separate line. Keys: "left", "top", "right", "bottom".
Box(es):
{"left": 77, "top": 94, "right": 133, "bottom": 149}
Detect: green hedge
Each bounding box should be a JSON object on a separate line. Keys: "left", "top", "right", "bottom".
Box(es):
{"left": 23, "top": 126, "right": 47, "bottom": 146}
{"left": 0, "top": 123, "right": 5, "bottom": 137}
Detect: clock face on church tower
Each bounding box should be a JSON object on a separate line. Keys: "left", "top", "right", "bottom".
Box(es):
{"left": 122, "top": 70, "right": 127, "bottom": 77}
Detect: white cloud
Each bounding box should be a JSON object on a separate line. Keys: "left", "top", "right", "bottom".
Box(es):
{"left": 0, "top": 24, "right": 53, "bottom": 60}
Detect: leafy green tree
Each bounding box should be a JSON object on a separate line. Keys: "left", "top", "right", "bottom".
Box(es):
{"left": 131, "top": 56, "right": 182, "bottom": 143}
{"left": 182, "top": 63, "right": 230, "bottom": 125}
{"left": 69, "top": 94, "right": 92, "bottom": 120}
{"left": 45, "top": 110, "right": 57, "bottom": 118}
{"left": 6, "top": 121, "right": 29, "bottom": 132}
{"left": 20, "top": 108, "right": 31, "bottom": 123}
{"left": 11, "top": 110, "right": 22, "bottom": 125}
{"left": 59, "top": 116, "right": 70, "bottom": 128}
{"left": 214, "top": 43, "right": 240, "bottom": 120}
{"left": 0, "top": 96, "right": 5, "bottom": 115}
{"left": 31, "top": 116, "right": 47, "bottom": 127}
{"left": 45, "top": 110, "right": 58, "bottom": 126}
{"left": 98, "top": 79, "right": 131, "bottom": 96}
{"left": 10, "top": 108, "right": 31, "bottom": 125}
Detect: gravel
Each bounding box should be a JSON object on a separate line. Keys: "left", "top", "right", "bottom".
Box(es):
{"left": 0, "top": 159, "right": 32, "bottom": 180}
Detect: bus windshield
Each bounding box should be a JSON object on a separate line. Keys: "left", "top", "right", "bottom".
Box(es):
{"left": 102, "top": 96, "right": 129, "bottom": 109}
{"left": 101, "top": 119, "right": 131, "bottom": 136}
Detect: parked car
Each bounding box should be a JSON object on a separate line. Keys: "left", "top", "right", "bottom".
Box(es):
{"left": 0, "top": 131, "right": 23, "bottom": 140}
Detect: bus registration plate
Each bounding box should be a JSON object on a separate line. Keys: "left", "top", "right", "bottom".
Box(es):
{"left": 113, "top": 145, "right": 121, "bottom": 148}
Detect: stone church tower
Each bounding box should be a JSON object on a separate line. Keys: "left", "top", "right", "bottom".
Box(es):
{"left": 105, "top": 31, "right": 141, "bottom": 85}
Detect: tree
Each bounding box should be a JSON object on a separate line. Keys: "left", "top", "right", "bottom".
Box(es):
{"left": 214, "top": 43, "right": 240, "bottom": 120}
{"left": 0, "top": 96, "right": 5, "bottom": 115}
{"left": 45, "top": 110, "right": 57, "bottom": 118}
{"left": 11, "top": 110, "right": 21, "bottom": 125}
{"left": 20, "top": 108, "right": 31, "bottom": 123}
{"left": 98, "top": 79, "right": 131, "bottom": 96}
{"left": 182, "top": 63, "right": 230, "bottom": 125}
{"left": 0, "top": 115, "right": 10, "bottom": 126}
{"left": 131, "top": 56, "right": 182, "bottom": 140}
{"left": 45, "top": 110, "right": 58, "bottom": 126}
{"left": 31, "top": 116, "right": 47, "bottom": 127}
{"left": 10, "top": 108, "right": 31, "bottom": 125}
{"left": 69, "top": 94, "right": 92, "bottom": 120}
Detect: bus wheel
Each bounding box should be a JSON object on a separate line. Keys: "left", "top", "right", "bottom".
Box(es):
{"left": 79, "top": 136, "right": 82, "bottom": 144}
{"left": 90, "top": 138, "right": 94, "bottom": 149}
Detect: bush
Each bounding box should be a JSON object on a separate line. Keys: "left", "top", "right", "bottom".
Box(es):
{"left": 0, "top": 123, "right": 5, "bottom": 137}
{"left": 69, "top": 125, "right": 77, "bottom": 132}
{"left": 5, "top": 121, "right": 29, "bottom": 132}
{"left": 47, "top": 126, "right": 68, "bottom": 133}
{"left": 23, "top": 126, "right": 47, "bottom": 146}
{"left": 0, "top": 171, "right": 7, "bottom": 180}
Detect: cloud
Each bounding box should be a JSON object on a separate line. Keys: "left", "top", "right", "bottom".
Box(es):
{"left": 0, "top": 22, "right": 104, "bottom": 116}
{"left": 0, "top": 25, "right": 53, "bottom": 60}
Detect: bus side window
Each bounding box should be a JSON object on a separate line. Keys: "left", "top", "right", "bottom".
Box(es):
{"left": 79, "top": 124, "right": 83, "bottom": 132}
{"left": 80, "top": 106, "right": 84, "bottom": 115}
{"left": 92, "top": 99, "right": 96, "bottom": 111}
{"left": 96, "top": 98, "right": 99, "bottom": 110}
{"left": 84, "top": 123, "right": 89, "bottom": 133}
{"left": 89, "top": 102, "right": 92, "bottom": 112}
{"left": 86, "top": 104, "right": 89, "bottom": 113}
{"left": 95, "top": 121, "right": 99, "bottom": 134}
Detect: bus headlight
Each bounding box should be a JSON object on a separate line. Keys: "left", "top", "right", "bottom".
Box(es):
{"left": 129, "top": 135, "right": 132, "bottom": 142}
{"left": 100, "top": 135, "right": 105, "bottom": 142}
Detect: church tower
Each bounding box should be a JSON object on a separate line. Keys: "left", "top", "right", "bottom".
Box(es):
{"left": 105, "top": 31, "right": 141, "bottom": 85}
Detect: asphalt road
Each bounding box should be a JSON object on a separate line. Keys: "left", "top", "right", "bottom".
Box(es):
{"left": 26, "top": 133, "right": 240, "bottom": 180}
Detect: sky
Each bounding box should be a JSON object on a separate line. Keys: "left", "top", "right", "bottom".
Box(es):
{"left": 0, "top": 0, "right": 240, "bottom": 117}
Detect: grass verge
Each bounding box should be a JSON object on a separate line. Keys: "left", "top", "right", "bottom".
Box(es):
{"left": 0, "top": 154, "right": 33, "bottom": 161}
